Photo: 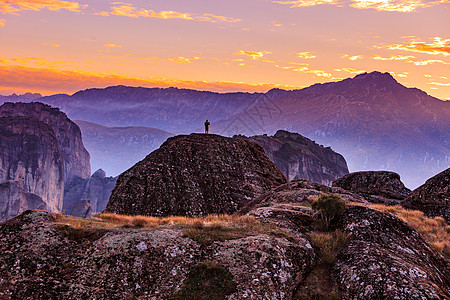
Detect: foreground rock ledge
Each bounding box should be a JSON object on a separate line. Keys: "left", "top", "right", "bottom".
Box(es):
{"left": 105, "top": 133, "right": 287, "bottom": 216}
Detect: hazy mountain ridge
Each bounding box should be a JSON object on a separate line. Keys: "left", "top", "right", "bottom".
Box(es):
{"left": 75, "top": 120, "right": 173, "bottom": 176}
{"left": 11, "top": 71, "right": 450, "bottom": 188}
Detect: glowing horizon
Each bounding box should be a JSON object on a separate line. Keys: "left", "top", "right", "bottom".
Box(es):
{"left": 1, "top": 0, "right": 449, "bottom": 100}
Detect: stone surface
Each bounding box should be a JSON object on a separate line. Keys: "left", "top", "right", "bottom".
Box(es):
{"left": 334, "top": 206, "right": 450, "bottom": 299}
{"left": 64, "top": 169, "right": 117, "bottom": 214}
{"left": 0, "top": 116, "right": 64, "bottom": 221}
{"left": 106, "top": 133, "right": 287, "bottom": 216}
{"left": 332, "top": 171, "right": 411, "bottom": 204}
{"left": 243, "top": 130, "right": 349, "bottom": 186}
{"left": 402, "top": 168, "right": 450, "bottom": 223}
{"left": 69, "top": 199, "right": 93, "bottom": 218}
{"left": 0, "top": 210, "right": 314, "bottom": 299}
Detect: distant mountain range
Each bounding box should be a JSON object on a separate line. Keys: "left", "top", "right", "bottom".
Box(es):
{"left": 75, "top": 120, "right": 172, "bottom": 176}
{"left": 3, "top": 71, "right": 449, "bottom": 188}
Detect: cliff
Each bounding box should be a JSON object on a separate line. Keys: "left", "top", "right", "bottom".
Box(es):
{"left": 0, "top": 116, "right": 64, "bottom": 221}
{"left": 243, "top": 130, "right": 349, "bottom": 186}
{"left": 0, "top": 102, "right": 90, "bottom": 186}
{"left": 105, "top": 133, "right": 287, "bottom": 216}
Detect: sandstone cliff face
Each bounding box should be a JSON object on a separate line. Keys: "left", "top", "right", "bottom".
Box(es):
{"left": 0, "top": 102, "right": 90, "bottom": 186}
{"left": 64, "top": 169, "right": 117, "bottom": 215}
{"left": 332, "top": 171, "right": 411, "bottom": 204}
{"left": 0, "top": 117, "right": 64, "bottom": 221}
{"left": 403, "top": 168, "right": 449, "bottom": 223}
{"left": 244, "top": 130, "right": 349, "bottom": 186}
{"left": 106, "top": 134, "right": 287, "bottom": 216}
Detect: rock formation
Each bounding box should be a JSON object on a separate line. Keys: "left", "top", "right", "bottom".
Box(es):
{"left": 402, "top": 168, "right": 449, "bottom": 223}
{"left": 332, "top": 171, "right": 411, "bottom": 204}
{"left": 0, "top": 102, "right": 90, "bottom": 185}
{"left": 69, "top": 199, "right": 93, "bottom": 219}
{"left": 0, "top": 102, "right": 91, "bottom": 221}
{"left": 242, "top": 130, "right": 349, "bottom": 186}
{"left": 0, "top": 116, "right": 64, "bottom": 221}
{"left": 106, "top": 133, "right": 287, "bottom": 216}
{"left": 64, "top": 169, "right": 117, "bottom": 216}
{"left": 335, "top": 206, "right": 449, "bottom": 299}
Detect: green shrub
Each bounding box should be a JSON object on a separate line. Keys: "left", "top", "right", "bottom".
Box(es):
{"left": 312, "top": 194, "right": 348, "bottom": 228}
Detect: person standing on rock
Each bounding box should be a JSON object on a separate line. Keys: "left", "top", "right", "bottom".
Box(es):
{"left": 204, "top": 119, "right": 210, "bottom": 134}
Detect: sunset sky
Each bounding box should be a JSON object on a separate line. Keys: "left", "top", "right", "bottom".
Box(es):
{"left": 0, "top": 0, "right": 449, "bottom": 99}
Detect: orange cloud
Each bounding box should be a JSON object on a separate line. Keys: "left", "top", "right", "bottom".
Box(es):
{"left": 334, "top": 67, "right": 365, "bottom": 74}
{"left": 341, "top": 54, "right": 363, "bottom": 60}
{"left": 273, "top": 0, "right": 448, "bottom": 12}
{"left": 276, "top": 64, "right": 333, "bottom": 78}
{"left": 43, "top": 43, "right": 60, "bottom": 47}
{"left": 429, "top": 82, "right": 450, "bottom": 86}
{"left": 0, "top": 64, "right": 303, "bottom": 95}
{"left": 372, "top": 55, "right": 415, "bottom": 61}
{"left": 349, "top": 0, "right": 449, "bottom": 12}
{"left": 386, "top": 37, "right": 450, "bottom": 56}
{"left": 273, "top": 0, "right": 341, "bottom": 8}
{"left": 104, "top": 43, "right": 122, "bottom": 48}
{"left": 237, "top": 50, "right": 272, "bottom": 60}
{"left": 0, "top": 0, "right": 87, "bottom": 15}
{"left": 98, "top": 4, "right": 240, "bottom": 23}
{"left": 0, "top": 18, "right": 5, "bottom": 26}
{"left": 167, "top": 56, "right": 200, "bottom": 64}
{"left": 297, "top": 52, "right": 316, "bottom": 59}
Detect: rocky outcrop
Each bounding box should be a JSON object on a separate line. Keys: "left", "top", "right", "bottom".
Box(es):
{"left": 402, "top": 168, "right": 450, "bottom": 223}
{"left": 242, "top": 130, "right": 349, "bottom": 186}
{"left": 335, "top": 206, "right": 450, "bottom": 299}
{"left": 106, "top": 133, "right": 287, "bottom": 216}
{"left": 0, "top": 116, "right": 64, "bottom": 221}
{"left": 332, "top": 171, "right": 411, "bottom": 204}
{"left": 64, "top": 169, "right": 117, "bottom": 215}
{"left": 0, "top": 210, "right": 315, "bottom": 299}
{"left": 69, "top": 199, "right": 93, "bottom": 218}
{"left": 0, "top": 102, "right": 90, "bottom": 185}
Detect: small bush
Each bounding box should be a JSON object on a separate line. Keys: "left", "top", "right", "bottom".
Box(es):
{"left": 312, "top": 194, "right": 348, "bottom": 229}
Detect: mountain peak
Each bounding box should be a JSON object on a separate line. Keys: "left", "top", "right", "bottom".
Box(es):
{"left": 353, "top": 71, "right": 397, "bottom": 83}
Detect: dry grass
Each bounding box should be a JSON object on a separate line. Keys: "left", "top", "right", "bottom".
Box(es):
{"left": 371, "top": 204, "right": 450, "bottom": 258}
{"left": 53, "top": 213, "right": 295, "bottom": 245}
{"left": 96, "top": 213, "right": 260, "bottom": 229}
{"left": 308, "top": 230, "right": 349, "bottom": 265}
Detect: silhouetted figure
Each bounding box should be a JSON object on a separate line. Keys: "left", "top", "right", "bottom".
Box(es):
{"left": 204, "top": 119, "right": 210, "bottom": 134}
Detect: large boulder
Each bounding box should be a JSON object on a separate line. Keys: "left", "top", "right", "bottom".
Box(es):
{"left": 243, "top": 130, "right": 349, "bottom": 186}
{"left": 334, "top": 206, "right": 450, "bottom": 299}
{"left": 106, "top": 133, "right": 287, "bottom": 216}
{"left": 402, "top": 168, "right": 449, "bottom": 223}
{"left": 332, "top": 171, "right": 411, "bottom": 204}
{"left": 0, "top": 116, "right": 64, "bottom": 221}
